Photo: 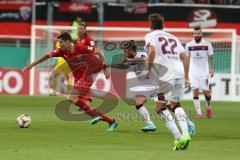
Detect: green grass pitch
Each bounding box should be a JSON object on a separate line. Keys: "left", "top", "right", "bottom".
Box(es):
{"left": 0, "top": 95, "right": 240, "bottom": 160}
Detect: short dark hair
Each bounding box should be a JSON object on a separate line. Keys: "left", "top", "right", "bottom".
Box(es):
{"left": 148, "top": 13, "right": 164, "bottom": 30}
{"left": 57, "top": 32, "right": 72, "bottom": 42}
{"left": 194, "top": 26, "right": 202, "bottom": 31}
{"left": 123, "top": 40, "right": 137, "bottom": 52}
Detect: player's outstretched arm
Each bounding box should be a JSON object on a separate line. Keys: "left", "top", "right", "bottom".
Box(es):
{"left": 180, "top": 52, "right": 190, "bottom": 88}
{"left": 23, "top": 54, "right": 51, "bottom": 72}
{"left": 124, "top": 56, "right": 147, "bottom": 63}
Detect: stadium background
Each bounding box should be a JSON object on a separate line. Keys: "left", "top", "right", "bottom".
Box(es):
{"left": 0, "top": 0, "right": 239, "bottom": 101}
{"left": 0, "top": 1, "right": 240, "bottom": 160}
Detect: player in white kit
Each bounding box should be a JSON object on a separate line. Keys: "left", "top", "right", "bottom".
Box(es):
{"left": 185, "top": 27, "right": 214, "bottom": 119}
{"left": 145, "top": 13, "right": 192, "bottom": 150}
{"left": 122, "top": 40, "right": 157, "bottom": 132}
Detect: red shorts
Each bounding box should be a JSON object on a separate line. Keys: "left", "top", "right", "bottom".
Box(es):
{"left": 74, "top": 75, "right": 94, "bottom": 100}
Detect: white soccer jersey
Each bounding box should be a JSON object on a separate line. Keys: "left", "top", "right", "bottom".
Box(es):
{"left": 145, "top": 30, "right": 185, "bottom": 81}
{"left": 185, "top": 39, "right": 213, "bottom": 76}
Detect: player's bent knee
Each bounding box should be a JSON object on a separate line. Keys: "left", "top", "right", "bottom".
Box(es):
{"left": 135, "top": 96, "right": 147, "bottom": 105}
{"left": 155, "top": 106, "right": 166, "bottom": 114}
{"left": 135, "top": 97, "right": 147, "bottom": 106}
{"left": 67, "top": 95, "right": 79, "bottom": 104}
{"left": 135, "top": 100, "right": 142, "bottom": 106}
{"left": 204, "top": 94, "right": 211, "bottom": 101}
{"left": 193, "top": 89, "right": 199, "bottom": 96}
{"left": 169, "top": 102, "right": 181, "bottom": 112}
{"left": 204, "top": 90, "right": 211, "bottom": 97}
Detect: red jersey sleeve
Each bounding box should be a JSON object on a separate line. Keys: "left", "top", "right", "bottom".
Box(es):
{"left": 49, "top": 48, "right": 62, "bottom": 57}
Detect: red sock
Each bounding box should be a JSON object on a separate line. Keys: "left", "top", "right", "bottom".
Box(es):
{"left": 75, "top": 99, "right": 113, "bottom": 123}
{"left": 76, "top": 99, "right": 99, "bottom": 117}
{"left": 101, "top": 115, "right": 114, "bottom": 124}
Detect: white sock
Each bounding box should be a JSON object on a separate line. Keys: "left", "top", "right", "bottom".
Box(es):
{"left": 160, "top": 110, "right": 181, "bottom": 140}
{"left": 137, "top": 106, "right": 154, "bottom": 125}
{"left": 174, "top": 107, "right": 189, "bottom": 137}
{"left": 193, "top": 98, "right": 202, "bottom": 115}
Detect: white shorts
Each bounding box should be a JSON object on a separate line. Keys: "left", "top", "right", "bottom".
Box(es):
{"left": 189, "top": 74, "right": 210, "bottom": 90}
{"left": 127, "top": 63, "right": 168, "bottom": 99}
{"left": 128, "top": 71, "right": 158, "bottom": 98}
{"left": 156, "top": 78, "right": 184, "bottom": 102}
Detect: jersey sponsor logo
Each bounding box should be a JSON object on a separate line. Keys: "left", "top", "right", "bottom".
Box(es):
{"left": 188, "top": 46, "right": 208, "bottom": 51}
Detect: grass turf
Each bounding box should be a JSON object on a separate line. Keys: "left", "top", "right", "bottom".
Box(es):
{"left": 0, "top": 95, "right": 240, "bottom": 160}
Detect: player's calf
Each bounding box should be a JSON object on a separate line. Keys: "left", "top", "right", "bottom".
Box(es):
{"left": 204, "top": 93, "right": 212, "bottom": 118}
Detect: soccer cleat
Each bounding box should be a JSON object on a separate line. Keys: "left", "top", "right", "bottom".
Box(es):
{"left": 196, "top": 114, "right": 203, "bottom": 119}
{"left": 206, "top": 107, "right": 212, "bottom": 118}
{"left": 91, "top": 116, "right": 101, "bottom": 125}
{"left": 188, "top": 120, "right": 196, "bottom": 134}
{"left": 180, "top": 135, "right": 191, "bottom": 150}
{"left": 173, "top": 140, "right": 183, "bottom": 151}
{"left": 106, "top": 119, "right": 118, "bottom": 132}
{"left": 141, "top": 124, "right": 156, "bottom": 132}
{"left": 173, "top": 135, "right": 191, "bottom": 151}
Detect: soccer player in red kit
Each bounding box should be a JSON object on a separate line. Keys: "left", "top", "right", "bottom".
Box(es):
{"left": 75, "top": 23, "right": 107, "bottom": 113}
{"left": 76, "top": 23, "right": 105, "bottom": 62}
{"left": 23, "top": 32, "right": 118, "bottom": 131}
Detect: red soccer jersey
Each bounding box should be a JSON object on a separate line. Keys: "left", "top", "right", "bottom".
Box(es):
{"left": 76, "top": 35, "right": 95, "bottom": 49}
{"left": 76, "top": 35, "right": 95, "bottom": 57}
{"left": 49, "top": 44, "right": 102, "bottom": 83}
